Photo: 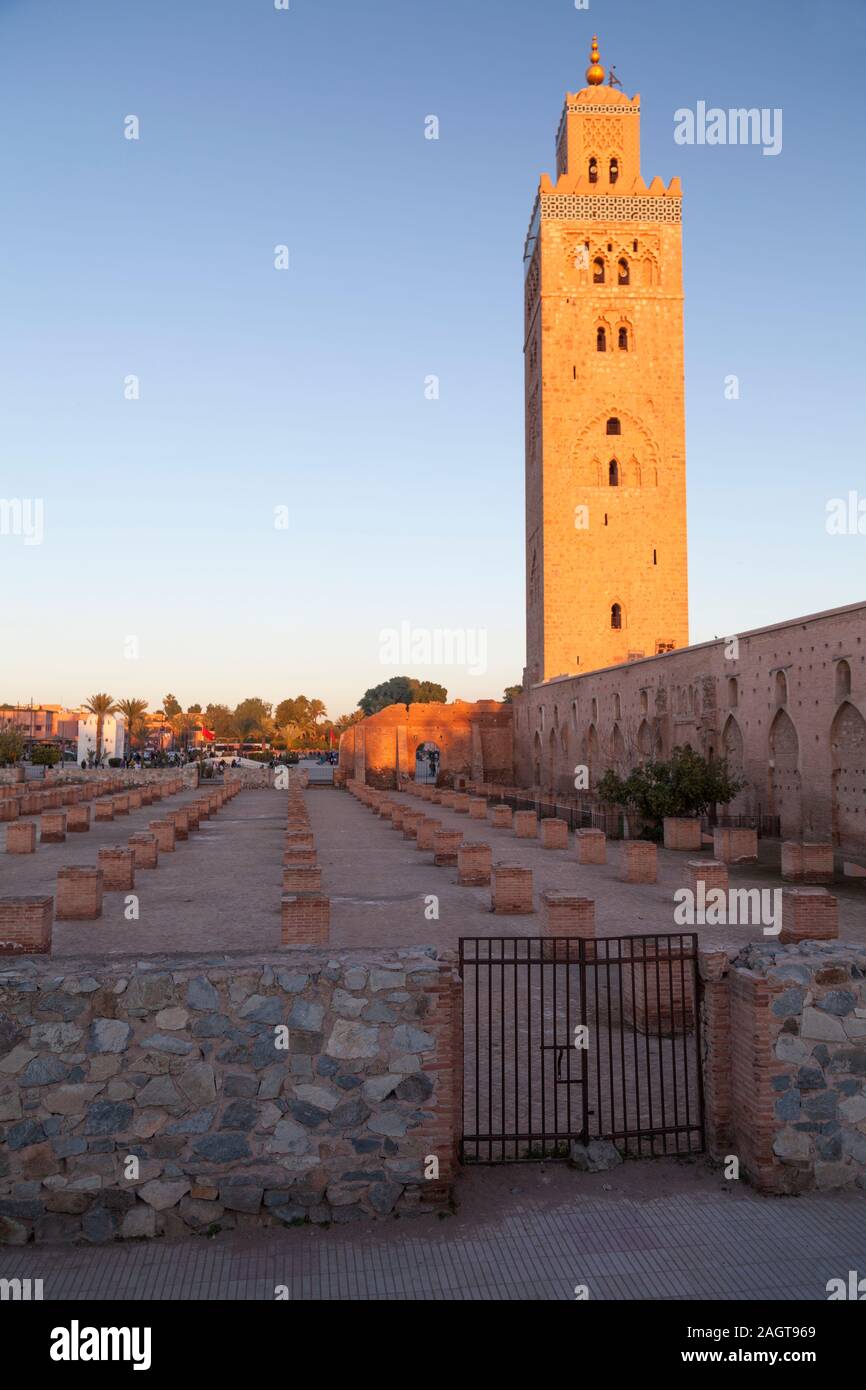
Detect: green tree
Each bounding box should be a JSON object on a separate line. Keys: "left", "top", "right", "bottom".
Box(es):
{"left": 502, "top": 685, "right": 523, "bottom": 703}
{"left": 233, "top": 698, "right": 273, "bottom": 747}
{"left": 0, "top": 730, "right": 24, "bottom": 765}
{"left": 83, "top": 693, "right": 118, "bottom": 764}
{"left": 597, "top": 746, "right": 743, "bottom": 832}
{"left": 359, "top": 677, "right": 447, "bottom": 716}
{"left": 31, "top": 744, "right": 61, "bottom": 772}
{"left": 116, "top": 698, "right": 149, "bottom": 756}
{"left": 203, "top": 704, "right": 235, "bottom": 738}
{"left": 162, "top": 693, "right": 182, "bottom": 721}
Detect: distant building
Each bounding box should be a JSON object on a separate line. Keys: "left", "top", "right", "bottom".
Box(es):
{"left": 77, "top": 713, "right": 126, "bottom": 764}
{"left": 0, "top": 704, "right": 82, "bottom": 749}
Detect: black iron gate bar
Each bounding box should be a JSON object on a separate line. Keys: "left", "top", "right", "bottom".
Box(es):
{"left": 458, "top": 934, "right": 705, "bottom": 1164}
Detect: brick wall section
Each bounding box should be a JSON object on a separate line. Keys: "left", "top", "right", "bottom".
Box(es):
{"left": 513, "top": 810, "right": 538, "bottom": 839}
{"left": 619, "top": 840, "right": 657, "bottom": 883}
{"left": 697, "top": 950, "right": 733, "bottom": 1157}
{"left": 541, "top": 891, "right": 594, "bottom": 961}
{"left": 149, "top": 820, "right": 176, "bottom": 853}
{"left": 432, "top": 830, "right": 462, "bottom": 867}
{"left": 713, "top": 827, "right": 758, "bottom": 864}
{"left": 0, "top": 897, "right": 53, "bottom": 954}
{"left": 688, "top": 859, "right": 728, "bottom": 894}
{"left": 781, "top": 842, "right": 835, "bottom": 884}
{"left": 128, "top": 833, "right": 159, "bottom": 869}
{"left": 0, "top": 947, "right": 463, "bottom": 1239}
{"left": 492, "top": 864, "right": 534, "bottom": 914}
{"left": 282, "top": 864, "right": 323, "bottom": 893}
{"left": 457, "top": 842, "right": 492, "bottom": 886}
{"left": 55, "top": 867, "right": 103, "bottom": 921}
{"left": 540, "top": 817, "right": 569, "bottom": 849}
{"left": 779, "top": 888, "right": 838, "bottom": 944}
{"left": 5, "top": 822, "right": 36, "bottom": 854}
{"left": 575, "top": 828, "right": 606, "bottom": 863}
{"left": 281, "top": 893, "right": 330, "bottom": 947}
{"left": 98, "top": 847, "right": 136, "bottom": 892}
{"left": 40, "top": 812, "right": 66, "bottom": 844}
{"left": 663, "top": 817, "right": 702, "bottom": 851}
{"left": 415, "top": 819, "right": 441, "bottom": 851}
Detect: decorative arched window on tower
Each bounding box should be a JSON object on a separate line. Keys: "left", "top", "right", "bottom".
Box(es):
{"left": 608, "top": 459, "right": 619, "bottom": 487}
{"left": 611, "top": 603, "right": 623, "bottom": 630}
{"left": 606, "top": 417, "right": 621, "bottom": 435}
{"left": 596, "top": 326, "right": 607, "bottom": 352}
{"left": 609, "top": 158, "right": 619, "bottom": 185}
{"left": 588, "top": 157, "right": 598, "bottom": 184}
{"left": 617, "top": 258, "right": 630, "bottom": 285}
{"left": 592, "top": 257, "right": 605, "bottom": 284}
{"left": 618, "top": 326, "right": 629, "bottom": 351}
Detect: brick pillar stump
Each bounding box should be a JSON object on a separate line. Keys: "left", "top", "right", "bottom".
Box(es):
{"left": 0, "top": 799, "right": 20, "bottom": 823}
{"left": 468, "top": 798, "right": 487, "bottom": 820}
{"left": 282, "top": 865, "right": 323, "bottom": 893}
{"left": 433, "top": 829, "right": 462, "bottom": 867}
{"left": 402, "top": 812, "right": 425, "bottom": 841}
{"left": 416, "top": 818, "right": 441, "bottom": 851}
{"left": 779, "top": 887, "right": 838, "bottom": 944}
{"left": 286, "top": 832, "right": 315, "bottom": 849}
{"left": 94, "top": 801, "right": 115, "bottom": 822}
{"left": 489, "top": 804, "right": 513, "bottom": 829}
{"left": 713, "top": 826, "right": 758, "bottom": 864}
{"left": 457, "top": 841, "right": 492, "bottom": 886}
{"left": 575, "top": 828, "right": 606, "bottom": 864}
{"left": 453, "top": 795, "right": 470, "bottom": 815}
{"left": 281, "top": 892, "right": 330, "bottom": 946}
{"left": 0, "top": 896, "right": 53, "bottom": 954}
{"left": 149, "top": 819, "right": 176, "bottom": 852}
{"left": 40, "top": 811, "right": 67, "bottom": 844}
{"left": 283, "top": 847, "right": 317, "bottom": 867}
{"left": 687, "top": 860, "right": 729, "bottom": 895}
{"left": 541, "top": 817, "right": 569, "bottom": 850}
{"left": 56, "top": 867, "right": 103, "bottom": 921}
{"left": 186, "top": 804, "right": 200, "bottom": 831}
{"left": 513, "top": 810, "right": 538, "bottom": 839}
{"left": 168, "top": 809, "right": 189, "bottom": 841}
{"left": 438, "top": 793, "right": 456, "bottom": 810}
{"left": 619, "top": 840, "right": 658, "bottom": 883}
{"left": 113, "top": 795, "right": 130, "bottom": 815}
{"left": 622, "top": 939, "right": 696, "bottom": 1035}
{"left": 128, "top": 833, "right": 159, "bottom": 869}
{"left": 541, "top": 891, "right": 595, "bottom": 961}
{"left": 663, "top": 817, "right": 702, "bottom": 851}
{"left": 492, "top": 863, "right": 534, "bottom": 914}
{"left": 66, "top": 806, "right": 91, "bottom": 833}
{"left": 391, "top": 805, "right": 407, "bottom": 831}
{"left": 98, "top": 846, "right": 135, "bottom": 891}
{"left": 781, "top": 841, "right": 834, "bottom": 885}
{"left": 127, "top": 790, "right": 142, "bottom": 810}
{"left": 6, "top": 821, "right": 37, "bottom": 854}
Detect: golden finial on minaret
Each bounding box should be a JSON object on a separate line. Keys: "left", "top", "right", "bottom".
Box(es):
{"left": 586, "top": 35, "right": 605, "bottom": 86}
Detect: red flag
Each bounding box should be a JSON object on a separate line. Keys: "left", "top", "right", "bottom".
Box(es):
{"left": 201, "top": 726, "right": 215, "bottom": 742}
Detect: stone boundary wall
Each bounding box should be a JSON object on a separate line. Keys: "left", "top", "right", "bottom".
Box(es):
{"left": 700, "top": 940, "right": 866, "bottom": 1193}
{"left": 0, "top": 947, "right": 461, "bottom": 1244}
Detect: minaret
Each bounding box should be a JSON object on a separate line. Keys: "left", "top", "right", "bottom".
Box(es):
{"left": 523, "top": 37, "right": 688, "bottom": 683}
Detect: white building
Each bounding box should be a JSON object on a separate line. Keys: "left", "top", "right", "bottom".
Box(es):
{"left": 76, "top": 713, "right": 126, "bottom": 765}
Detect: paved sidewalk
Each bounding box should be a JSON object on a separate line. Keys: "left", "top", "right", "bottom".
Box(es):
{"left": 4, "top": 1166, "right": 865, "bottom": 1300}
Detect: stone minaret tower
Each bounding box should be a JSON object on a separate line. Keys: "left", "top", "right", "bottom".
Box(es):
{"left": 523, "top": 37, "right": 689, "bottom": 684}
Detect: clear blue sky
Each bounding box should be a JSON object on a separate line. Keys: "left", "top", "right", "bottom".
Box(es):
{"left": 1, "top": 0, "right": 864, "bottom": 719}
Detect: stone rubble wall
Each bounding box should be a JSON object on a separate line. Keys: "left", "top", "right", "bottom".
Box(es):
{"left": 0, "top": 947, "right": 460, "bottom": 1245}
{"left": 704, "top": 940, "right": 866, "bottom": 1193}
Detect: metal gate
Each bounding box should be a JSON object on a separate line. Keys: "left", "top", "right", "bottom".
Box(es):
{"left": 459, "top": 934, "right": 704, "bottom": 1163}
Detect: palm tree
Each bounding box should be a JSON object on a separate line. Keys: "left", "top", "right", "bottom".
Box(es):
{"left": 83, "top": 693, "right": 118, "bottom": 764}
{"left": 116, "top": 698, "right": 149, "bottom": 758}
